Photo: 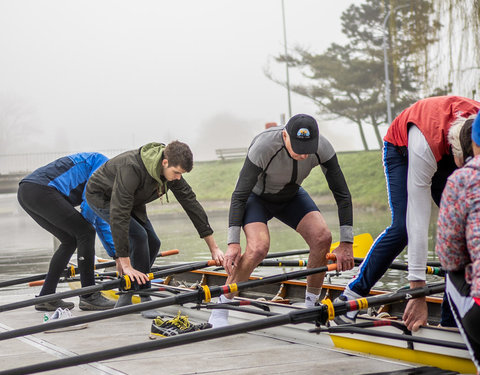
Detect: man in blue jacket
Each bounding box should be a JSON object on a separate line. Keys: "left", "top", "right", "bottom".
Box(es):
{"left": 18, "top": 153, "right": 117, "bottom": 311}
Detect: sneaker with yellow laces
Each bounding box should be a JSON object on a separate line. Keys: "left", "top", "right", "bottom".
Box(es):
{"left": 149, "top": 311, "right": 211, "bottom": 339}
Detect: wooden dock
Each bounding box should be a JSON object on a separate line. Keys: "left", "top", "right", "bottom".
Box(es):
{"left": 0, "top": 285, "right": 426, "bottom": 375}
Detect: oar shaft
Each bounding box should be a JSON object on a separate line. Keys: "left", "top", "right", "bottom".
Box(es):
{"left": 257, "top": 259, "right": 308, "bottom": 267}
{"left": 264, "top": 249, "right": 309, "bottom": 259}
{"left": 0, "top": 260, "right": 215, "bottom": 313}
{"left": 321, "top": 282, "right": 446, "bottom": 325}
{"left": 317, "top": 326, "right": 467, "bottom": 350}
{"left": 0, "top": 280, "right": 445, "bottom": 375}
{"left": 0, "top": 314, "right": 290, "bottom": 375}
{"left": 326, "top": 254, "right": 445, "bottom": 276}
{"left": 0, "top": 264, "right": 335, "bottom": 341}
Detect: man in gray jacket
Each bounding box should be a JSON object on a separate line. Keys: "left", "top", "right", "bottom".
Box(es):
{"left": 86, "top": 141, "right": 224, "bottom": 306}
{"left": 209, "top": 114, "right": 354, "bottom": 327}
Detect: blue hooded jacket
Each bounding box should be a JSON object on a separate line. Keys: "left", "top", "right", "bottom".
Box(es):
{"left": 21, "top": 152, "right": 116, "bottom": 257}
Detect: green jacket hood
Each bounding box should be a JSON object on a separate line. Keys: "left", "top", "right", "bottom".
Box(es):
{"left": 140, "top": 142, "right": 166, "bottom": 183}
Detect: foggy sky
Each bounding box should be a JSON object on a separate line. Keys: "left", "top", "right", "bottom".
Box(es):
{"left": 0, "top": 0, "right": 369, "bottom": 161}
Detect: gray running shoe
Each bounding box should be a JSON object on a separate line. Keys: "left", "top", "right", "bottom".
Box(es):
{"left": 333, "top": 295, "right": 358, "bottom": 325}
{"left": 35, "top": 299, "right": 75, "bottom": 311}
{"left": 79, "top": 292, "right": 116, "bottom": 311}
{"left": 114, "top": 293, "right": 132, "bottom": 308}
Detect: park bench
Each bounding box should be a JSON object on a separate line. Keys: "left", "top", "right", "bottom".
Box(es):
{"left": 215, "top": 147, "right": 248, "bottom": 161}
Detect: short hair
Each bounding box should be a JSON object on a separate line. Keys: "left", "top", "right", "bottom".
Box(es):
{"left": 164, "top": 140, "right": 193, "bottom": 172}
{"left": 460, "top": 117, "right": 475, "bottom": 161}
{"left": 448, "top": 114, "right": 476, "bottom": 158}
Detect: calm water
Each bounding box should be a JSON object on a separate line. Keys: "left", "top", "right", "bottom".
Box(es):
{"left": 0, "top": 193, "right": 443, "bottom": 291}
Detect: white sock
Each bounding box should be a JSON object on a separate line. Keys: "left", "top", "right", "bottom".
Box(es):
{"left": 208, "top": 295, "right": 232, "bottom": 328}
{"left": 305, "top": 291, "right": 319, "bottom": 308}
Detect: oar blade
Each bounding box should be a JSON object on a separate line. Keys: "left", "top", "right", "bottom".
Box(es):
{"left": 330, "top": 232, "right": 373, "bottom": 258}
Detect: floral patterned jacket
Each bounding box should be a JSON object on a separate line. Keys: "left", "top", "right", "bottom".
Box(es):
{"left": 436, "top": 155, "right": 480, "bottom": 298}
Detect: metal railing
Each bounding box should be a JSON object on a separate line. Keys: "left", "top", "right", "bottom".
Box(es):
{"left": 0, "top": 150, "right": 128, "bottom": 175}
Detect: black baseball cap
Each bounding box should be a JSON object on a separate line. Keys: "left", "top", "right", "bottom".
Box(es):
{"left": 285, "top": 114, "right": 319, "bottom": 154}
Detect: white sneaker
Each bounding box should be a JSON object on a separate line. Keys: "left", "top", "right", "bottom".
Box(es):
{"left": 43, "top": 308, "right": 87, "bottom": 333}
{"left": 208, "top": 295, "right": 231, "bottom": 328}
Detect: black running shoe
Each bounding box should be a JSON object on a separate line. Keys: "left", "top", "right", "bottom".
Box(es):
{"left": 35, "top": 299, "right": 75, "bottom": 311}
{"left": 79, "top": 292, "right": 116, "bottom": 311}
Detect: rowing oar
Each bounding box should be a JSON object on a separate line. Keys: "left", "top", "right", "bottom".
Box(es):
{"left": 326, "top": 254, "right": 445, "bottom": 277}
{"left": 0, "top": 264, "right": 337, "bottom": 342}
{"left": 0, "top": 249, "right": 180, "bottom": 289}
{"left": 28, "top": 261, "right": 186, "bottom": 287}
{"left": 309, "top": 321, "right": 467, "bottom": 350}
{"left": 0, "top": 281, "right": 444, "bottom": 375}
{"left": 0, "top": 258, "right": 212, "bottom": 314}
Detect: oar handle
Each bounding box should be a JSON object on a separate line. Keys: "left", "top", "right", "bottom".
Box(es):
{"left": 159, "top": 249, "right": 180, "bottom": 257}
{"left": 326, "top": 253, "right": 336, "bottom": 261}
{"left": 28, "top": 280, "right": 45, "bottom": 287}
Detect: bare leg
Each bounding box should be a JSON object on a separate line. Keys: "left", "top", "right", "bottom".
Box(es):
{"left": 225, "top": 222, "right": 270, "bottom": 298}
{"left": 296, "top": 211, "right": 332, "bottom": 292}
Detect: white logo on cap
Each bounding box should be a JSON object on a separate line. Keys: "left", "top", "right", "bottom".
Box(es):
{"left": 297, "top": 128, "right": 311, "bottom": 139}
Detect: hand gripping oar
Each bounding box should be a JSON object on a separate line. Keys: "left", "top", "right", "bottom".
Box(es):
{"left": 0, "top": 259, "right": 213, "bottom": 313}
{"left": 28, "top": 262, "right": 185, "bottom": 287}
{"left": 0, "top": 281, "right": 444, "bottom": 375}
{"left": 326, "top": 254, "right": 445, "bottom": 277}
{"left": 0, "top": 249, "right": 180, "bottom": 289}
{"left": 0, "top": 264, "right": 337, "bottom": 342}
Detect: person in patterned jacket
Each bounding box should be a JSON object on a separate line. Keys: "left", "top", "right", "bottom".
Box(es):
{"left": 436, "top": 114, "right": 480, "bottom": 373}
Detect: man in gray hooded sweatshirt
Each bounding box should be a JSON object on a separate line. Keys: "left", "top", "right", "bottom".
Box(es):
{"left": 86, "top": 141, "right": 224, "bottom": 306}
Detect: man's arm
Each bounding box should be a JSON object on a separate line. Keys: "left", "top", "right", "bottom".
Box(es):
{"left": 320, "top": 154, "right": 353, "bottom": 242}
{"left": 228, "top": 157, "right": 263, "bottom": 244}
{"left": 403, "top": 126, "right": 438, "bottom": 331}
{"left": 224, "top": 157, "right": 263, "bottom": 274}
{"left": 109, "top": 165, "right": 150, "bottom": 285}
{"left": 320, "top": 155, "right": 354, "bottom": 271}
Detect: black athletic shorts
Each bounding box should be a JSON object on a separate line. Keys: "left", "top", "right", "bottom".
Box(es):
{"left": 243, "top": 187, "right": 319, "bottom": 230}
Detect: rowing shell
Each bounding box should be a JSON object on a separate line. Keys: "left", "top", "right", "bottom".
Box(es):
{"left": 159, "top": 269, "right": 475, "bottom": 374}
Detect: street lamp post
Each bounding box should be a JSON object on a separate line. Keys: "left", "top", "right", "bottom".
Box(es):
{"left": 382, "top": 5, "right": 409, "bottom": 125}
{"left": 281, "top": 0, "right": 292, "bottom": 119}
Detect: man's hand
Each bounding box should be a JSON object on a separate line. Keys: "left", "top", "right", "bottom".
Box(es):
{"left": 118, "top": 256, "right": 150, "bottom": 285}
{"left": 115, "top": 258, "right": 123, "bottom": 275}
{"left": 403, "top": 280, "right": 428, "bottom": 331}
{"left": 332, "top": 242, "right": 354, "bottom": 272}
{"left": 224, "top": 244, "right": 242, "bottom": 275}
{"left": 203, "top": 234, "right": 225, "bottom": 266}
{"left": 210, "top": 247, "right": 225, "bottom": 266}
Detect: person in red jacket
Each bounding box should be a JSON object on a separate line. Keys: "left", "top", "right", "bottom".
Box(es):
{"left": 338, "top": 96, "right": 480, "bottom": 331}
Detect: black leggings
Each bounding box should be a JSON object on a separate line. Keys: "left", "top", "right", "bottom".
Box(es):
{"left": 446, "top": 270, "right": 480, "bottom": 371}
{"left": 17, "top": 182, "right": 96, "bottom": 295}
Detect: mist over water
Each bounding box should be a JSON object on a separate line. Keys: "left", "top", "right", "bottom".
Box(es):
{"left": 0, "top": 193, "right": 443, "bottom": 291}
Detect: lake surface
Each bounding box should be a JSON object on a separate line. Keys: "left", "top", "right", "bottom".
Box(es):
{"left": 0, "top": 193, "right": 443, "bottom": 291}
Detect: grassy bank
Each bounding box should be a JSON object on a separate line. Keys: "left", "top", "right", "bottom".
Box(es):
{"left": 179, "top": 150, "right": 387, "bottom": 209}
